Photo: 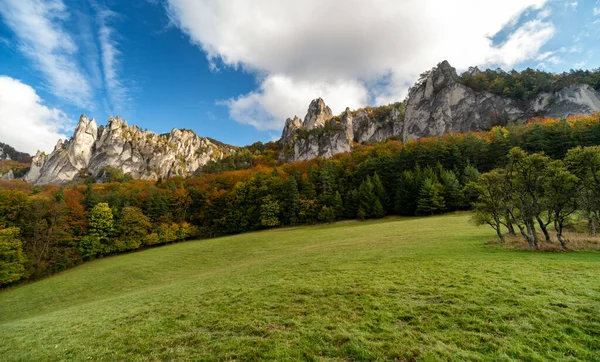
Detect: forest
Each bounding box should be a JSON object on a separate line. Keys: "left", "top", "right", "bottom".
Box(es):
{"left": 2, "top": 113, "right": 600, "bottom": 286}
{"left": 458, "top": 67, "right": 600, "bottom": 102}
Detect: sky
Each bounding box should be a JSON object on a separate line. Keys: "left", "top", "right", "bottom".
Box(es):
{"left": 0, "top": 0, "right": 599, "bottom": 154}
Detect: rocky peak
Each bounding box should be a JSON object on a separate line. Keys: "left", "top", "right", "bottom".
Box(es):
{"left": 340, "top": 108, "right": 354, "bottom": 141}
{"left": 430, "top": 60, "right": 459, "bottom": 92}
{"left": 281, "top": 116, "right": 303, "bottom": 144}
{"left": 23, "top": 116, "right": 236, "bottom": 185}
{"left": 303, "top": 98, "right": 333, "bottom": 129}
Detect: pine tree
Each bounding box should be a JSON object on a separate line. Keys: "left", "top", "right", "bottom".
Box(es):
{"left": 358, "top": 176, "right": 378, "bottom": 218}
{"left": 345, "top": 189, "right": 360, "bottom": 219}
{"left": 372, "top": 173, "right": 388, "bottom": 214}
{"left": 372, "top": 199, "right": 385, "bottom": 219}
{"left": 395, "top": 170, "right": 422, "bottom": 216}
{"left": 416, "top": 178, "right": 445, "bottom": 215}
{"left": 440, "top": 170, "right": 464, "bottom": 211}
{"left": 282, "top": 177, "right": 300, "bottom": 225}
{"left": 332, "top": 191, "right": 344, "bottom": 220}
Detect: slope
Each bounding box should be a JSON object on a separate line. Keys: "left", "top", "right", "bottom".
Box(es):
{"left": 1, "top": 214, "right": 599, "bottom": 361}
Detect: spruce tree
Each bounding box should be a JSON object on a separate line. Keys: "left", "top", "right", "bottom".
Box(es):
{"left": 358, "top": 176, "right": 378, "bottom": 217}
{"left": 282, "top": 177, "right": 300, "bottom": 225}
{"left": 416, "top": 178, "right": 445, "bottom": 215}
{"left": 440, "top": 170, "right": 464, "bottom": 211}
{"left": 372, "top": 173, "right": 388, "bottom": 214}
{"left": 332, "top": 191, "right": 344, "bottom": 220}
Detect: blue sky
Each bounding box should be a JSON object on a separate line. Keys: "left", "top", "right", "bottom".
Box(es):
{"left": 0, "top": 0, "right": 599, "bottom": 154}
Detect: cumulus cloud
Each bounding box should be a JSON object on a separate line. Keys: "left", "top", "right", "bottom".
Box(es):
{"left": 0, "top": 76, "right": 72, "bottom": 154}
{"left": 223, "top": 75, "right": 369, "bottom": 130}
{"left": 0, "top": 0, "right": 92, "bottom": 107}
{"left": 166, "top": 0, "right": 554, "bottom": 130}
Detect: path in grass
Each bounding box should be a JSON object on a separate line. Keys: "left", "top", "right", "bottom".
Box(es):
{"left": 1, "top": 213, "right": 599, "bottom": 361}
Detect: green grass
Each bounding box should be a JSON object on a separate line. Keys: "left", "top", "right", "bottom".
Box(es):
{"left": 1, "top": 213, "right": 599, "bottom": 361}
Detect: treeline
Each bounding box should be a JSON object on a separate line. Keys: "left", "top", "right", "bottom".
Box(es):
{"left": 200, "top": 141, "right": 281, "bottom": 174}
{"left": 472, "top": 145, "right": 600, "bottom": 249}
{"left": 2, "top": 114, "right": 600, "bottom": 286}
{"left": 458, "top": 67, "right": 600, "bottom": 102}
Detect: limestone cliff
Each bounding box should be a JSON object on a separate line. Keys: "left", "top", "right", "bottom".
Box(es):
{"left": 280, "top": 60, "right": 600, "bottom": 162}
{"left": 404, "top": 61, "right": 600, "bottom": 140}
{"left": 279, "top": 99, "right": 404, "bottom": 162}
{"left": 404, "top": 61, "right": 524, "bottom": 140}
{"left": 24, "top": 116, "right": 236, "bottom": 185}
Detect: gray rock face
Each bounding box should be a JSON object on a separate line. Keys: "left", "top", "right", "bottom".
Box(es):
{"left": 405, "top": 61, "right": 600, "bottom": 141}
{"left": 352, "top": 107, "right": 404, "bottom": 143}
{"left": 544, "top": 84, "right": 600, "bottom": 118}
{"left": 1, "top": 169, "right": 14, "bottom": 180}
{"left": 404, "top": 61, "right": 524, "bottom": 140}
{"left": 303, "top": 98, "right": 333, "bottom": 129}
{"left": 278, "top": 60, "right": 600, "bottom": 163}
{"left": 281, "top": 116, "right": 303, "bottom": 145}
{"left": 280, "top": 100, "right": 404, "bottom": 162}
{"left": 24, "top": 115, "right": 236, "bottom": 185}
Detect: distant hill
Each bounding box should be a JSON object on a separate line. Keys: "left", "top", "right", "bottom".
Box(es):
{"left": 0, "top": 142, "right": 30, "bottom": 163}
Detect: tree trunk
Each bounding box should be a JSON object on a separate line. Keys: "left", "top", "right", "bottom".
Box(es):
{"left": 536, "top": 215, "right": 551, "bottom": 243}
{"left": 517, "top": 223, "right": 535, "bottom": 248}
{"left": 495, "top": 225, "right": 505, "bottom": 242}
{"left": 525, "top": 219, "right": 538, "bottom": 248}
{"left": 588, "top": 212, "right": 596, "bottom": 236}
{"left": 506, "top": 221, "right": 516, "bottom": 236}
{"left": 554, "top": 220, "right": 566, "bottom": 249}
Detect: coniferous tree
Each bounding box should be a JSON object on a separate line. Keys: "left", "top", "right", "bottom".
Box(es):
{"left": 358, "top": 176, "right": 378, "bottom": 218}
{"left": 416, "top": 178, "right": 445, "bottom": 215}
{"left": 332, "top": 191, "right": 344, "bottom": 220}
{"left": 395, "top": 170, "right": 422, "bottom": 216}
{"left": 372, "top": 173, "right": 388, "bottom": 214}
{"left": 282, "top": 177, "right": 300, "bottom": 225}
{"left": 345, "top": 189, "right": 360, "bottom": 219}
{"left": 440, "top": 170, "right": 464, "bottom": 211}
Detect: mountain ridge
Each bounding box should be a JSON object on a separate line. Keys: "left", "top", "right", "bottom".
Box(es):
{"left": 11, "top": 60, "right": 600, "bottom": 185}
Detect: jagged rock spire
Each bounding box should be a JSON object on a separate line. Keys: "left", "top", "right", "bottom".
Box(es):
{"left": 303, "top": 98, "right": 333, "bottom": 129}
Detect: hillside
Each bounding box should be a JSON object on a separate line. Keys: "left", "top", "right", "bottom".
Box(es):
{"left": 1, "top": 214, "right": 599, "bottom": 361}
{"left": 0, "top": 142, "right": 31, "bottom": 180}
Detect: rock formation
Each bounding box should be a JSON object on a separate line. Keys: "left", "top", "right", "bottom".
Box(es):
{"left": 535, "top": 84, "right": 600, "bottom": 118}
{"left": 280, "top": 99, "right": 404, "bottom": 162}
{"left": 403, "top": 61, "right": 524, "bottom": 140}
{"left": 15, "top": 60, "right": 600, "bottom": 181}
{"left": 24, "top": 115, "right": 236, "bottom": 185}
{"left": 281, "top": 60, "right": 600, "bottom": 162}
{"left": 1, "top": 169, "right": 14, "bottom": 180}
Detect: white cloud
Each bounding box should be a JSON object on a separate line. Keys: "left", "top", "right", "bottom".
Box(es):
{"left": 223, "top": 75, "right": 369, "bottom": 129}
{"left": 96, "top": 7, "right": 128, "bottom": 113}
{"left": 566, "top": 1, "right": 578, "bottom": 10}
{"left": 0, "top": 76, "right": 72, "bottom": 154}
{"left": 593, "top": 7, "right": 600, "bottom": 16}
{"left": 536, "top": 51, "right": 554, "bottom": 61}
{"left": 0, "top": 0, "right": 92, "bottom": 107}
{"left": 167, "top": 0, "right": 554, "bottom": 131}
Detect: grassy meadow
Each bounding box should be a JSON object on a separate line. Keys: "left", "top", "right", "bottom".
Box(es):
{"left": 1, "top": 213, "right": 599, "bottom": 361}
